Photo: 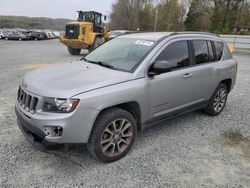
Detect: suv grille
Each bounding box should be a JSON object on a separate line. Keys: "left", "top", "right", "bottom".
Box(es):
{"left": 17, "top": 87, "right": 38, "bottom": 113}
{"left": 65, "top": 24, "right": 79, "bottom": 39}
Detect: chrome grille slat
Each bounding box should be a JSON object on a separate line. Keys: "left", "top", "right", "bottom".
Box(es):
{"left": 32, "top": 98, "right": 38, "bottom": 113}
{"left": 22, "top": 92, "right": 26, "bottom": 105}
{"left": 25, "top": 95, "right": 31, "bottom": 110}
{"left": 24, "top": 94, "right": 29, "bottom": 108}
{"left": 17, "top": 87, "right": 39, "bottom": 113}
{"left": 29, "top": 97, "right": 34, "bottom": 111}
{"left": 19, "top": 88, "right": 23, "bottom": 103}
{"left": 17, "top": 88, "right": 21, "bottom": 101}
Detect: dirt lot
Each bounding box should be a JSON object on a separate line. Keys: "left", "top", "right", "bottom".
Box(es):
{"left": 0, "top": 39, "right": 250, "bottom": 188}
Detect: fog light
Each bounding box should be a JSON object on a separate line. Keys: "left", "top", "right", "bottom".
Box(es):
{"left": 43, "top": 126, "right": 63, "bottom": 138}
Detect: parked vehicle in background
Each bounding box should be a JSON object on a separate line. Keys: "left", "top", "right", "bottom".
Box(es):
{"left": 53, "top": 31, "right": 61, "bottom": 38}
{"left": 44, "top": 30, "right": 56, "bottom": 39}
{"left": 15, "top": 32, "right": 237, "bottom": 163}
{"left": 109, "top": 30, "right": 130, "bottom": 40}
{"left": 5, "top": 32, "right": 30, "bottom": 41}
{"left": 28, "top": 31, "right": 47, "bottom": 40}
{"left": 0, "top": 30, "right": 10, "bottom": 39}
{"left": 0, "top": 28, "right": 61, "bottom": 41}
{"left": 0, "top": 30, "right": 3, "bottom": 39}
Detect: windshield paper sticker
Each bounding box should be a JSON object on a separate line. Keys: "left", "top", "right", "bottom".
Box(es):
{"left": 135, "top": 40, "right": 154, "bottom": 46}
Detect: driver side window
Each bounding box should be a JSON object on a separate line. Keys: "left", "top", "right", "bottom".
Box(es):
{"left": 156, "top": 40, "right": 190, "bottom": 70}
{"left": 95, "top": 15, "right": 101, "bottom": 26}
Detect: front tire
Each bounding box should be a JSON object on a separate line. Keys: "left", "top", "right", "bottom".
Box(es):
{"left": 87, "top": 108, "right": 137, "bottom": 163}
{"left": 204, "top": 83, "right": 228, "bottom": 116}
{"left": 67, "top": 46, "right": 81, "bottom": 55}
{"left": 88, "top": 37, "right": 104, "bottom": 52}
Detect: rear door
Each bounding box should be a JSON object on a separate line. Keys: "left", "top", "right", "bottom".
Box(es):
{"left": 189, "top": 40, "right": 218, "bottom": 100}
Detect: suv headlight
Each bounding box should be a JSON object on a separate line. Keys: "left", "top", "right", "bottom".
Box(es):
{"left": 43, "top": 98, "right": 79, "bottom": 113}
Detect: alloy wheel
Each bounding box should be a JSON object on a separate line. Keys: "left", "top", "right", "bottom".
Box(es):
{"left": 100, "top": 118, "right": 133, "bottom": 157}
{"left": 213, "top": 88, "right": 227, "bottom": 112}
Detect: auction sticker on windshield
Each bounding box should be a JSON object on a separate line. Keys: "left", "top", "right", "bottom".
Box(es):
{"left": 135, "top": 40, "right": 154, "bottom": 46}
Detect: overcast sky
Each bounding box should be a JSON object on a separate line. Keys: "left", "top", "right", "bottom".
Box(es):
{"left": 0, "top": 0, "right": 115, "bottom": 19}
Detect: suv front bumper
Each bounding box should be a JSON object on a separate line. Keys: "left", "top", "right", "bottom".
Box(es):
{"left": 16, "top": 107, "right": 59, "bottom": 149}
{"left": 15, "top": 101, "right": 99, "bottom": 146}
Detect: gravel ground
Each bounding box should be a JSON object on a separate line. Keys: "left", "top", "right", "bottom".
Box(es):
{"left": 0, "top": 39, "right": 250, "bottom": 188}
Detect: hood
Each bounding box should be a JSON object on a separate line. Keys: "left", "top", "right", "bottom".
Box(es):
{"left": 22, "top": 61, "right": 133, "bottom": 98}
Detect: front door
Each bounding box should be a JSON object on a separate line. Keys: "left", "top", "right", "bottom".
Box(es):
{"left": 147, "top": 40, "right": 203, "bottom": 119}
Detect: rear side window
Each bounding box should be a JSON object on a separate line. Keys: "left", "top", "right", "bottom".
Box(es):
{"left": 156, "top": 40, "right": 190, "bottom": 70}
{"left": 214, "top": 41, "right": 224, "bottom": 60}
{"left": 207, "top": 41, "right": 215, "bottom": 61}
{"left": 223, "top": 44, "right": 233, "bottom": 60}
{"left": 193, "top": 40, "right": 209, "bottom": 64}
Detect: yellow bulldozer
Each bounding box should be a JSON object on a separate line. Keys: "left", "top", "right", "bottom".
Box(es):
{"left": 59, "top": 11, "right": 109, "bottom": 55}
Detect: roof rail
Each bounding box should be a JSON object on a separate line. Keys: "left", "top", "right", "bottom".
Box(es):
{"left": 170, "top": 31, "right": 220, "bottom": 37}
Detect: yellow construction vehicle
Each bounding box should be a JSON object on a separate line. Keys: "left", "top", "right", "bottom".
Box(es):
{"left": 59, "top": 11, "right": 109, "bottom": 55}
{"left": 228, "top": 44, "right": 235, "bottom": 53}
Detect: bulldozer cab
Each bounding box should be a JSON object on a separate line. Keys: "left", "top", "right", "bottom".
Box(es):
{"left": 77, "top": 11, "right": 105, "bottom": 33}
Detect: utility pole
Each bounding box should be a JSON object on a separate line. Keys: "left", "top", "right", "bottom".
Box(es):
{"left": 154, "top": 5, "right": 158, "bottom": 32}
{"left": 154, "top": 0, "right": 159, "bottom": 32}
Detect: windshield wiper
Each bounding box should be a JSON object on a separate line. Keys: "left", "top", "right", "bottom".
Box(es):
{"left": 87, "top": 60, "right": 116, "bottom": 70}
{"left": 80, "top": 56, "right": 90, "bottom": 62}
{"left": 96, "top": 61, "right": 116, "bottom": 69}
{"left": 80, "top": 57, "right": 116, "bottom": 70}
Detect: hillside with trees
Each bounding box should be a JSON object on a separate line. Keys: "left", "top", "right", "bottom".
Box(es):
{"left": 0, "top": 16, "right": 72, "bottom": 30}
{"left": 110, "top": 0, "right": 250, "bottom": 34}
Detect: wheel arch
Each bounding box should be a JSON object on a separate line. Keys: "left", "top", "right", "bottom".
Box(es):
{"left": 220, "top": 79, "right": 232, "bottom": 93}
{"left": 94, "top": 101, "right": 142, "bottom": 131}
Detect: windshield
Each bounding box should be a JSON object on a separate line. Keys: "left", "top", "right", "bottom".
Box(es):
{"left": 85, "top": 38, "right": 155, "bottom": 72}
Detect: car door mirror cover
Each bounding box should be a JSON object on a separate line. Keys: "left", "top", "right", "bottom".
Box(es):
{"left": 150, "top": 60, "right": 173, "bottom": 75}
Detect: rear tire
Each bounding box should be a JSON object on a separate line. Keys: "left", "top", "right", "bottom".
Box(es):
{"left": 88, "top": 37, "right": 104, "bottom": 52}
{"left": 204, "top": 83, "right": 228, "bottom": 116}
{"left": 87, "top": 108, "right": 137, "bottom": 163}
{"left": 67, "top": 46, "right": 81, "bottom": 55}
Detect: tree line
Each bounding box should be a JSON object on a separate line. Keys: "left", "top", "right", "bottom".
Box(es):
{"left": 0, "top": 16, "right": 72, "bottom": 31}
{"left": 110, "top": 0, "right": 250, "bottom": 34}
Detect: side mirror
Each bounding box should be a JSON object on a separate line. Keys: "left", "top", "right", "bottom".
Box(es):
{"left": 149, "top": 60, "right": 173, "bottom": 76}
{"left": 104, "top": 16, "right": 107, "bottom": 21}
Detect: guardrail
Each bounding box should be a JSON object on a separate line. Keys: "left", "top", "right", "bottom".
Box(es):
{"left": 220, "top": 35, "right": 250, "bottom": 53}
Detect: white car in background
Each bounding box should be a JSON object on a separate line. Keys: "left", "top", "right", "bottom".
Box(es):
{"left": 0, "top": 31, "right": 3, "bottom": 39}
{"left": 44, "top": 30, "right": 56, "bottom": 39}
{"left": 109, "top": 30, "right": 130, "bottom": 40}
{"left": 53, "top": 31, "right": 61, "bottom": 38}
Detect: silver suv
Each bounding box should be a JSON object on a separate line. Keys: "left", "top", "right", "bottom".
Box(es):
{"left": 15, "top": 32, "right": 237, "bottom": 162}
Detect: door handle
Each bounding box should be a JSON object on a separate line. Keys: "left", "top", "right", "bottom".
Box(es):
{"left": 183, "top": 73, "right": 192, "bottom": 78}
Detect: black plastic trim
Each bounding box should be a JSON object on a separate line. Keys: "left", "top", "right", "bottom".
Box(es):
{"left": 142, "top": 101, "right": 208, "bottom": 130}
{"left": 15, "top": 107, "right": 58, "bottom": 149}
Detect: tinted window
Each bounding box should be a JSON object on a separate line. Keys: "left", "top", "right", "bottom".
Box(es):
{"left": 95, "top": 14, "right": 101, "bottom": 25}
{"left": 193, "top": 40, "right": 209, "bottom": 64}
{"left": 156, "top": 41, "right": 190, "bottom": 69}
{"left": 207, "top": 41, "right": 215, "bottom": 61}
{"left": 223, "top": 44, "right": 233, "bottom": 60}
{"left": 214, "top": 41, "right": 224, "bottom": 60}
